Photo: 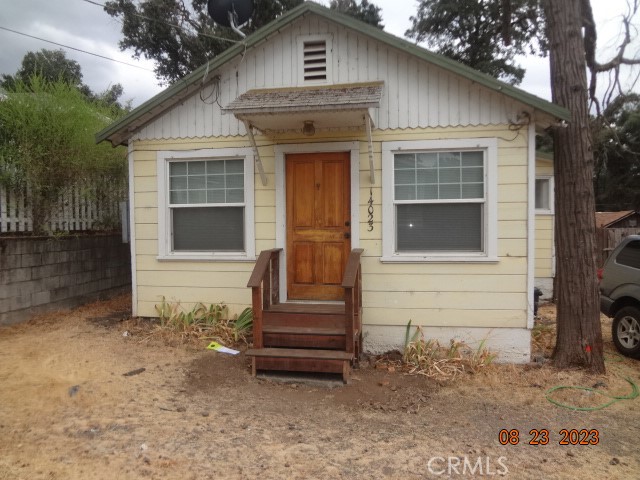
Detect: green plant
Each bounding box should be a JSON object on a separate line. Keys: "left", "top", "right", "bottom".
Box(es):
{"left": 153, "top": 297, "right": 252, "bottom": 345}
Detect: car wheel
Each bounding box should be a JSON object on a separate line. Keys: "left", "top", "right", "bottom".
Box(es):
{"left": 612, "top": 306, "right": 640, "bottom": 359}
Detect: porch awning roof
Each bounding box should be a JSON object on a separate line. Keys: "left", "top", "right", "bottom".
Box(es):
{"left": 223, "top": 81, "right": 384, "bottom": 132}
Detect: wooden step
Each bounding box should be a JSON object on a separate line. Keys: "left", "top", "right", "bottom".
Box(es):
{"left": 263, "top": 303, "right": 346, "bottom": 328}
{"left": 246, "top": 348, "right": 353, "bottom": 383}
{"left": 262, "top": 325, "right": 346, "bottom": 349}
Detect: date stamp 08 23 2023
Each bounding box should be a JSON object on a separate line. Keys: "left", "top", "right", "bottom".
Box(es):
{"left": 498, "top": 428, "right": 600, "bottom": 446}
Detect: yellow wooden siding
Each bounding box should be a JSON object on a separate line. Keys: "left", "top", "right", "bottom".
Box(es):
{"left": 535, "top": 158, "right": 554, "bottom": 278}
{"left": 131, "top": 125, "right": 530, "bottom": 330}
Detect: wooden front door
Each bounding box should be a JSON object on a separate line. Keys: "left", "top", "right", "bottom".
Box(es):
{"left": 286, "top": 152, "right": 351, "bottom": 300}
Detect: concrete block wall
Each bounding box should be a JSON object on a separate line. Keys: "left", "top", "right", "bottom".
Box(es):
{"left": 0, "top": 234, "right": 131, "bottom": 325}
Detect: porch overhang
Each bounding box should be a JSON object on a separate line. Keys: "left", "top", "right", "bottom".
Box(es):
{"left": 223, "top": 81, "right": 383, "bottom": 133}
{"left": 224, "top": 81, "right": 383, "bottom": 185}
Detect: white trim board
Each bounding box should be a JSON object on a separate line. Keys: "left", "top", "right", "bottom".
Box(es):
{"left": 527, "top": 121, "right": 536, "bottom": 329}
{"left": 128, "top": 141, "right": 138, "bottom": 317}
{"left": 275, "top": 141, "right": 361, "bottom": 302}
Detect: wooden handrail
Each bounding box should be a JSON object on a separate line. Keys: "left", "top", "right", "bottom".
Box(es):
{"left": 343, "top": 248, "right": 364, "bottom": 360}
{"left": 248, "top": 248, "right": 282, "bottom": 349}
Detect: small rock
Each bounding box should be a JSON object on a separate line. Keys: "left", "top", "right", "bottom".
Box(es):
{"left": 566, "top": 452, "right": 574, "bottom": 457}
{"left": 201, "top": 412, "right": 209, "bottom": 417}
{"left": 68, "top": 385, "right": 80, "bottom": 397}
{"left": 290, "top": 384, "right": 299, "bottom": 389}
{"left": 285, "top": 463, "right": 290, "bottom": 468}
{"left": 140, "top": 444, "right": 148, "bottom": 452}
{"left": 143, "top": 457, "right": 151, "bottom": 465}
{"left": 378, "top": 380, "right": 390, "bottom": 387}
{"left": 592, "top": 381, "right": 607, "bottom": 389}
{"left": 387, "top": 366, "right": 395, "bottom": 373}
{"left": 610, "top": 458, "right": 620, "bottom": 466}
{"left": 176, "top": 406, "right": 186, "bottom": 413}
{"left": 390, "top": 386, "right": 397, "bottom": 392}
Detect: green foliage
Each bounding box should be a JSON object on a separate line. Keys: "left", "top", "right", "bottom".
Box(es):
{"left": 104, "top": 0, "right": 304, "bottom": 84}
{"left": 593, "top": 93, "right": 640, "bottom": 210}
{"left": 154, "top": 296, "right": 253, "bottom": 344}
{"left": 1, "top": 49, "right": 128, "bottom": 111}
{"left": 406, "top": 0, "right": 546, "bottom": 85}
{"left": 0, "top": 77, "right": 127, "bottom": 234}
{"left": 329, "top": 0, "right": 384, "bottom": 28}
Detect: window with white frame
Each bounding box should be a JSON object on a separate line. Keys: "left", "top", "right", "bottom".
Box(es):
{"left": 157, "top": 148, "right": 255, "bottom": 260}
{"left": 535, "top": 177, "right": 553, "bottom": 213}
{"left": 382, "top": 139, "right": 497, "bottom": 262}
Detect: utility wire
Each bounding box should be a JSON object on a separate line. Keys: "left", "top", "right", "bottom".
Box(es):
{"left": 81, "top": 0, "right": 237, "bottom": 44}
{"left": 0, "top": 26, "right": 154, "bottom": 72}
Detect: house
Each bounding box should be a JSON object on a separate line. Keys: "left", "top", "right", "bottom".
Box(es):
{"left": 595, "top": 210, "right": 640, "bottom": 229}
{"left": 97, "top": 2, "right": 569, "bottom": 376}
{"left": 534, "top": 151, "right": 555, "bottom": 299}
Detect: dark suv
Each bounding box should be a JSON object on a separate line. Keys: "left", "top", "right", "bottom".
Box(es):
{"left": 599, "top": 235, "right": 640, "bottom": 358}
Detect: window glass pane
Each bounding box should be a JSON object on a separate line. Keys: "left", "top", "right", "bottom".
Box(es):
{"left": 227, "top": 189, "right": 244, "bottom": 203}
{"left": 225, "top": 159, "right": 244, "bottom": 174}
{"left": 417, "top": 152, "right": 437, "bottom": 168}
{"left": 207, "top": 189, "right": 225, "bottom": 203}
{"left": 439, "top": 152, "right": 460, "bottom": 167}
{"left": 170, "top": 176, "right": 187, "bottom": 190}
{"left": 616, "top": 241, "right": 640, "bottom": 269}
{"left": 395, "top": 169, "right": 416, "bottom": 185}
{"left": 206, "top": 175, "right": 225, "bottom": 189}
{"left": 395, "top": 185, "right": 415, "bottom": 200}
{"left": 188, "top": 190, "right": 206, "bottom": 204}
{"left": 439, "top": 168, "right": 461, "bottom": 183}
{"left": 535, "top": 179, "right": 550, "bottom": 209}
{"left": 461, "top": 184, "right": 484, "bottom": 199}
{"left": 462, "top": 167, "right": 483, "bottom": 183}
{"left": 170, "top": 190, "right": 188, "bottom": 204}
{"left": 394, "top": 153, "right": 415, "bottom": 169}
{"left": 188, "top": 161, "right": 206, "bottom": 175}
{"left": 462, "top": 151, "right": 483, "bottom": 167}
{"left": 396, "top": 203, "right": 482, "bottom": 252}
{"left": 417, "top": 184, "right": 438, "bottom": 199}
{"left": 172, "top": 207, "right": 244, "bottom": 251}
{"left": 188, "top": 175, "right": 206, "bottom": 189}
{"left": 170, "top": 162, "right": 187, "bottom": 175}
{"left": 206, "top": 160, "right": 224, "bottom": 174}
{"left": 439, "top": 184, "right": 461, "bottom": 199}
{"left": 417, "top": 169, "right": 437, "bottom": 184}
{"left": 226, "top": 174, "right": 244, "bottom": 189}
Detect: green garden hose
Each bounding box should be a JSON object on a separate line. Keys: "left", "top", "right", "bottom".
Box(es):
{"left": 545, "top": 377, "right": 639, "bottom": 411}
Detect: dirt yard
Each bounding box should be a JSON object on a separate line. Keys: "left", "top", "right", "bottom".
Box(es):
{"left": 1, "top": 296, "right": 638, "bottom": 480}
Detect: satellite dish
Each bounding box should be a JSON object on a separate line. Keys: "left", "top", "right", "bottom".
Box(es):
{"left": 207, "top": 0, "right": 253, "bottom": 29}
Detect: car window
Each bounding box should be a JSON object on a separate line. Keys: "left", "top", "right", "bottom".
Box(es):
{"left": 616, "top": 240, "right": 640, "bottom": 269}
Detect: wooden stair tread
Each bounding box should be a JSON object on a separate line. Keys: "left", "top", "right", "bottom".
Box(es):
{"left": 246, "top": 348, "right": 353, "bottom": 361}
{"left": 266, "top": 303, "right": 344, "bottom": 315}
{"left": 263, "top": 325, "right": 345, "bottom": 336}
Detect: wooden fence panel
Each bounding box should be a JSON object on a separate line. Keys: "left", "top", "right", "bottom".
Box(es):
{"left": 0, "top": 180, "right": 125, "bottom": 234}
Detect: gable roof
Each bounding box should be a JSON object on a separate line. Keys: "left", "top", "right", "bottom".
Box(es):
{"left": 96, "top": 1, "right": 569, "bottom": 146}
{"left": 595, "top": 210, "right": 638, "bottom": 228}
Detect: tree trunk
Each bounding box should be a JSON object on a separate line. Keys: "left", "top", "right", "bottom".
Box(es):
{"left": 542, "top": 0, "right": 605, "bottom": 372}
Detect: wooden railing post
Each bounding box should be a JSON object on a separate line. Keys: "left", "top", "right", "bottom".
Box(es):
{"left": 247, "top": 249, "right": 283, "bottom": 350}
{"left": 342, "top": 248, "right": 364, "bottom": 360}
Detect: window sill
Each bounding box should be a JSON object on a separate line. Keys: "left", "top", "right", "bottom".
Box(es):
{"left": 380, "top": 255, "right": 499, "bottom": 264}
{"left": 157, "top": 254, "right": 256, "bottom": 262}
{"left": 535, "top": 210, "right": 554, "bottom": 216}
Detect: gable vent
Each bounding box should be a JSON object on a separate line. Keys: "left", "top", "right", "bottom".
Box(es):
{"left": 303, "top": 40, "right": 328, "bottom": 82}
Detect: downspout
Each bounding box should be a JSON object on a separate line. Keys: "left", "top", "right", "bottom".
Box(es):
{"left": 127, "top": 140, "right": 138, "bottom": 317}
{"left": 527, "top": 120, "right": 536, "bottom": 329}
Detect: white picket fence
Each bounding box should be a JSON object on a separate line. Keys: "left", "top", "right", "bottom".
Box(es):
{"left": 0, "top": 181, "right": 125, "bottom": 233}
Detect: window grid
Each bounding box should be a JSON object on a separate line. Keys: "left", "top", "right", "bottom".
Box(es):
{"left": 169, "top": 159, "right": 244, "bottom": 206}
{"left": 393, "top": 151, "right": 485, "bottom": 203}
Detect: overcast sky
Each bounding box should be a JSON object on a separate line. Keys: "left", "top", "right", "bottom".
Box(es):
{"left": 0, "top": 0, "right": 638, "bottom": 107}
